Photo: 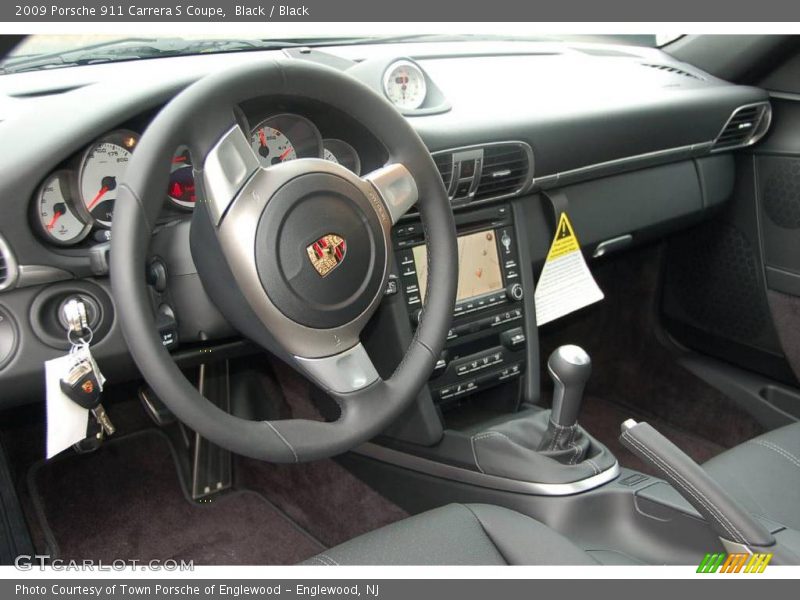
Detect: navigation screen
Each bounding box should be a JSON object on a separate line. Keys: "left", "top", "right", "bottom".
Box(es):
{"left": 413, "top": 229, "right": 504, "bottom": 302}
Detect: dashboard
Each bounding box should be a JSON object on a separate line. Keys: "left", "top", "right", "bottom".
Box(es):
{"left": 29, "top": 109, "right": 378, "bottom": 249}
{"left": 0, "top": 39, "right": 772, "bottom": 407}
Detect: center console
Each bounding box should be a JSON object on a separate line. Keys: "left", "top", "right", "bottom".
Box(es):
{"left": 393, "top": 204, "right": 527, "bottom": 409}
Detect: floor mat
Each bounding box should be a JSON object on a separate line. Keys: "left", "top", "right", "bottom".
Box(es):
{"left": 237, "top": 359, "right": 410, "bottom": 548}
{"left": 578, "top": 395, "right": 725, "bottom": 476}
{"left": 237, "top": 457, "right": 409, "bottom": 548}
{"left": 29, "top": 430, "right": 324, "bottom": 565}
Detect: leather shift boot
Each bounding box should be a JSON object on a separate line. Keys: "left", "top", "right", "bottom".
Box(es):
{"left": 537, "top": 420, "right": 591, "bottom": 465}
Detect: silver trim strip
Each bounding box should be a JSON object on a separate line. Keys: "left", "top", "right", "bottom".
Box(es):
{"left": 536, "top": 142, "right": 709, "bottom": 190}
{"left": 354, "top": 442, "right": 620, "bottom": 496}
{"left": 203, "top": 125, "right": 261, "bottom": 226}
{"left": 769, "top": 91, "right": 800, "bottom": 103}
{"left": 17, "top": 265, "right": 72, "bottom": 288}
{"left": 365, "top": 163, "right": 418, "bottom": 224}
{"left": 295, "top": 342, "right": 380, "bottom": 393}
{"left": 0, "top": 235, "right": 19, "bottom": 292}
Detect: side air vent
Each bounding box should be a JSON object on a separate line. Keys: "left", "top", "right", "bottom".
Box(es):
{"left": 0, "top": 235, "right": 19, "bottom": 292}
{"left": 474, "top": 144, "right": 532, "bottom": 201}
{"left": 713, "top": 103, "right": 772, "bottom": 151}
{"left": 640, "top": 62, "right": 704, "bottom": 80}
{"left": 433, "top": 152, "right": 455, "bottom": 193}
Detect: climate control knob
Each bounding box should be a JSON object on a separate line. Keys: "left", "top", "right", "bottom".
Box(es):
{"left": 506, "top": 283, "right": 524, "bottom": 301}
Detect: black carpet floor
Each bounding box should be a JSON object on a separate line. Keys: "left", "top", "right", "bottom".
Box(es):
{"left": 29, "top": 430, "right": 327, "bottom": 565}
{"left": 23, "top": 360, "right": 411, "bottom": 565}
{"left": 578, "top": 395, "right": 725, "bottom": 476}
{"left": 539, "top": 243, "right": 764, "bottom": 469}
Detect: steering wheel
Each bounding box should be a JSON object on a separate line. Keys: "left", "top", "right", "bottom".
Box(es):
{"left": 110, "top": 59, "right": 458, "bottom": 462}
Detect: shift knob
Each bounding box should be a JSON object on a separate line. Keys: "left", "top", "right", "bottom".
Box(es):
{"left": 548, "top": 345, "right": 591, "bottom": 427}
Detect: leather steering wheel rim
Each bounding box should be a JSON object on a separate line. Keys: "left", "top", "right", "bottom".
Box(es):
{"left": 110, "top": 59, "right": 458, "bottom": 462}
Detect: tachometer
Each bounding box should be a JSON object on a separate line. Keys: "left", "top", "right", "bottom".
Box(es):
{"left": 383, "top": 60, "right": 427, "bottom": 110}
{"left": 167, "top": 146, "right": 196, "bottom": 209}
{"left": 248, "top": 114, "right": 323, "bottom": 168}
{"left": 34, "top": 171, "right": 91, "bottom": 245}
{"left": 78, "top": 130, "right": 138, "bottom": 228}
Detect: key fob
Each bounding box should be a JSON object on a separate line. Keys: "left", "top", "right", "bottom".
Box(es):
{"left": 60, "top": 359, "right": 102, "bottom": 409}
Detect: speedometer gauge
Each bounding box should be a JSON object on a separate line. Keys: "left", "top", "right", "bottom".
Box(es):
{"left": 383, "top": 60, "right": 427, "bottom": 110}
{"left": 78, "top": 130, "right": 138, "bottom": 228}
{"left": 34, "top": 171, "right": 91, "bottom": 245}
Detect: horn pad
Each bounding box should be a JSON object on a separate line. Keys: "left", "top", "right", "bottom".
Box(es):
{"left": 254, "top": 172, "right": 388, "bottom": 329}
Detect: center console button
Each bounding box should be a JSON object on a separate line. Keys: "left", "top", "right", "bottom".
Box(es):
{"left": 501, "top": 327, "right": 526, "bottom": 350}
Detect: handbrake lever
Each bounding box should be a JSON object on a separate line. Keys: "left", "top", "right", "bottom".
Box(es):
{"left": 619, "top": 419, "right": 780, "bottom": 555}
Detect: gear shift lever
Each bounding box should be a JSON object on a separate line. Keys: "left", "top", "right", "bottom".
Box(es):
{"left": 537, "top": 345, "right": 592, "bottom": 459}
{"left": 548, "top": 345, "right": 591, "bottom": 427}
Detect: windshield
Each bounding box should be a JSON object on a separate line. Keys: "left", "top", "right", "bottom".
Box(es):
{"left": 1, "top": 34, "right": 667, "bottom": 75}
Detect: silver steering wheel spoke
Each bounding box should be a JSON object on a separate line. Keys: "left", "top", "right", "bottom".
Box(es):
{"left": 202, "top": 123, "right": 261, "bottom": 226}
{"left": 294, "top": 343, "right": 380, "bottom": 395}
{"left": 363, "top": 163, "right": 418, "bottom": 224}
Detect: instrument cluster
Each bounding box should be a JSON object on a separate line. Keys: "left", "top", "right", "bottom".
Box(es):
{"left": 30, "top": 112, "right": 365, "bottom": 247}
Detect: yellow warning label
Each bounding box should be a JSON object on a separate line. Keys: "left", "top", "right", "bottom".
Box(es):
{"left": 546, "top": 213, "right": 581, "bottom": 261}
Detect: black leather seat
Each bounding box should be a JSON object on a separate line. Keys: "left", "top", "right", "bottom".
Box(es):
{"left": 304, "top": 503, "right": 596, "bottom": 565}
{"left": 704, "top": 421, "right": 800, "bottom": 531}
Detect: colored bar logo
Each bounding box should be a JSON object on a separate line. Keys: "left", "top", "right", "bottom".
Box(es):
{"left": 697, "top": 552, "right": 772, "bottom": 573}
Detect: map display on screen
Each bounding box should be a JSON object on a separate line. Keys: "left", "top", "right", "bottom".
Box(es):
{"left": 413, "top": 229, "right": 503, "bottom": 302}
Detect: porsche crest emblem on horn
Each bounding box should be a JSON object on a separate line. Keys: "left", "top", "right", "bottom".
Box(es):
{"left": 306, "top": 234, "right": 347, "bottom": 277}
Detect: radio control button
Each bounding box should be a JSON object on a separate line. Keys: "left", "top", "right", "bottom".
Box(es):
{"left": 500, "top": 229, "right": 513, "bottom": 254}
{"left": 506, "top": 283, "right": 524, "bottom": 301}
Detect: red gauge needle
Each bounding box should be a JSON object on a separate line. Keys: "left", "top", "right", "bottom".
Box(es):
{"left": 46, "top": 210, "right": 63, "bottom": 231}
{"left": 258, "top": 128, "right": 267, "bottom": 147}
{"left": 88, "top": 186, "right": 109, "bottom": 210}
{"left": 279, "top": 148, "right": 293, "bottom": 161}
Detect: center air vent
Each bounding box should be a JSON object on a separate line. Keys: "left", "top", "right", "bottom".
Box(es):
{"left": 0, "top": 235, "right": 18, "bottom": 292}
{"left": 433, "top": 152, "right": 455, "bottom": 193}
{"left": 713, "top": 103, "right": 772, "bottom": 151}
{"left": 429, "top": 142, "right": 533, "bottom": 208}
{"left": 474, "top": 143, "right": 532, "bottom": 201}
